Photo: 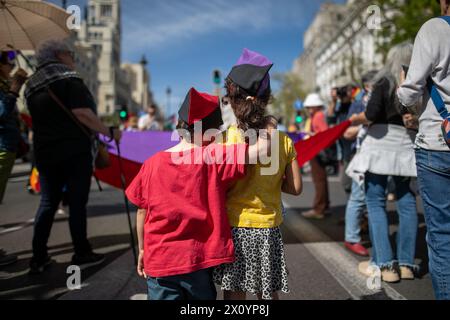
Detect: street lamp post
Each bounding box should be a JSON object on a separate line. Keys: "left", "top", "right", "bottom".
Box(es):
{"left": 166, "top": 86, "right": 172, "bottom": 116}
{"left": 213, "top": 69, "right": 221, "bottom": 96}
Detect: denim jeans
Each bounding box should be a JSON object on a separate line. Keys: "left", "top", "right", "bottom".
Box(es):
{"left": 364, "top": 172, "right": 418, "bottom": 269}
{"left": 415, "top": 148, "right": 450, "bottom": 300}
{"left": 32, "top": 153, "right": 93, "bottom": 260}
{"left": 147, "top": 268, "right": 217, "bottom": 300}
{"left": 345, "top": 179, "right": 366, "bottom": 243}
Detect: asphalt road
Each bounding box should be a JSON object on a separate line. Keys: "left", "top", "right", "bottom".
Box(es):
{"left": 0, "top": 165, "right": 435, "bottom": 300}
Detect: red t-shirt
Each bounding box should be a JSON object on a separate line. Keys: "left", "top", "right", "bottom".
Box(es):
{"left": 125, "top": 144, "right": 247, "bottom": 277}
{"left": 311, "top": 111, "right": 328, "bottom": 133}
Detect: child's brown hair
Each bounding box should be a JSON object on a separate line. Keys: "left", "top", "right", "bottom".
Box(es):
{"left": 225, "top": 77, "right": 272, "bottom": 132}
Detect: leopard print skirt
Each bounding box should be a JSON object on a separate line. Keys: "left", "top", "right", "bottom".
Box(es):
{"left": 213, "top": 227, "right": 289, "bottom": 300}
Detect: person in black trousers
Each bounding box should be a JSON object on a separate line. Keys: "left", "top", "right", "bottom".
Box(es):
{"left": 25, "top": 39, "right": 122, "bottom": 274}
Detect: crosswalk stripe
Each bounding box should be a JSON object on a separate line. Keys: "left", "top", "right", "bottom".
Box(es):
{"left": 283, "top": 209, "right": 407, "bottom": 300}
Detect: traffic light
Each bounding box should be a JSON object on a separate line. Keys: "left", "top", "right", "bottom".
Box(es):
{"left": 295, "top": 111, "right": 303, "bottom": 124}
{"left": 118, "top": 106, "right": 128, "bottom": 122}
{"left": 213, "top": 69, "right": 221, "bottom": 85}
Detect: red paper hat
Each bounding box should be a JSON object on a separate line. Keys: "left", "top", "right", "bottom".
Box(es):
{"left": 178, "top": 88, "right": 223, "bottom": 128}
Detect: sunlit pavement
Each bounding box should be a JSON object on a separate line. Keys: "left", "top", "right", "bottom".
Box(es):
{"left": 0, "top": 164, "right": 434, "bottom": 300}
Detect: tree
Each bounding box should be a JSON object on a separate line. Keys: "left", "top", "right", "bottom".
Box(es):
{"left": 271, "top": 72, "right": 306, "bottom": 126}
{"left": 375, "top": 0, "right": 441, "bottom": 59}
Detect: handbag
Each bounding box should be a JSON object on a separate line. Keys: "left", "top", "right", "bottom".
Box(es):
{"left": 47, "top": 88, "right": 111, "bottom": 169}
{"left": 317, "top": 142, "right": 338, "bottom": 167}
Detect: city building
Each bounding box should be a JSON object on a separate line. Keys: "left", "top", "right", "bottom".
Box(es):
{"left": 293, "top": 0, "right": 385, "bottom": 100}
{"left": 77, "top": 0, "right": 134, "bottom": 115}
{"left": 292, "top": 2, "right": 348, "bottom": 93}
{"left": 121, "top": 55, "right": 153, "bottom": 114}
{"left": 73, "top": 41, "right": 100, "bottom": 101}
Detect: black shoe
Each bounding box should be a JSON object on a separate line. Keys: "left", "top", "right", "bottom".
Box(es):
{"left": 71, "top": 252, "right": 105, "bottom": 270}
{"left": 29, "top": 256, "right": 52, "bottom": 275}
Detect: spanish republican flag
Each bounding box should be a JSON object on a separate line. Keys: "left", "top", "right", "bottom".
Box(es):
{"left": 295, "top": 120, "right": 351, "bottom": 167}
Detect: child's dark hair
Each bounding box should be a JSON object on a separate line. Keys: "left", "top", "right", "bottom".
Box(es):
{"left": 0, "top": 51, "right": 9, "bottom": 65}
{"left": 225, "top": 77, "right": 271, "bottom": 131}
{"left": 176, "top": 120, "right": 194, "bottom": 141}
{"left": 176, "top": 118, "right": 221, "bottom": 141}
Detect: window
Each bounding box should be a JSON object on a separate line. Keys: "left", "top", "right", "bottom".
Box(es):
{"left": 101, "top": 5, "right": 112, "bottom": 17}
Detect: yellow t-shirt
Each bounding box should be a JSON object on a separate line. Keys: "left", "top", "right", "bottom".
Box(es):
{"left": 223, "top": 126, "right": 297, "bottom": 228}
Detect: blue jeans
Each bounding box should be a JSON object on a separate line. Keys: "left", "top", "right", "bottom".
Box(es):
{"left": 364, "top": 172, "right": 418, "bottom": 269}
{"left": 147, "top": 268, "right": 217, "bottom": 300}
{"left": 415, "top": 148, "right": 450, "bottom": 300}
{"left": 345, "top": 179, "right": 366, "bottom": 243}
{"left": 32, "top": 153, "right": 93, "bottom": 260}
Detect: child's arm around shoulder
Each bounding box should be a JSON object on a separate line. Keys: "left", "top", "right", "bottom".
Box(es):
{"left": 282, "top": 158, "right": 303, "bottom": 196}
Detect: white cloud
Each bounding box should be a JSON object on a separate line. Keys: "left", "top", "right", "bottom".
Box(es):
{"left": 122, "top": 0, "right": 309, "bottom": 54}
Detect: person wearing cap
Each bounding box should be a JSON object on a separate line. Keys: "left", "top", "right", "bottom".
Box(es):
{"left": 0, "top": 50, "right": 27, "bottom": 266}
{"left": 214, "top": 49, "right": 302, "bottom": 300}
{"left": 302, "top": 93, "right": 330, "bottom": 220}
{"left": 126, "top": 88, "right": 270, "bottom": 300}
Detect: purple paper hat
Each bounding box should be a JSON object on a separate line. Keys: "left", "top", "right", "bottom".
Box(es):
{"left": 227, "top": 48, "right": 273, "bottom": 96}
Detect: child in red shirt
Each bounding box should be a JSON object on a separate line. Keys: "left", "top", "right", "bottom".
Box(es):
{"left": 126, "top": 88, "right": 269, "bottom": 300}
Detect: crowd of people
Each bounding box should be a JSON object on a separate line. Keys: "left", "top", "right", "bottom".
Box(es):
{"left": 0, "top": 0, "right": 448, "bottom": 301}
{"left": 298, "top": 0, "right": 449, "bottom": 299}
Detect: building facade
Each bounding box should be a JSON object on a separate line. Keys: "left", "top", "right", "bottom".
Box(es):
{"left": 292, "top": 2, "right": 348, "bottom": 94}
{"left": 77, "top": 0, "right": 134, "bottom": 115}
{"left": 293, "top": 0, "right": 385, "bottom": 100}
{"left": 121, "top": 55, "right": 153, "bottom": 114}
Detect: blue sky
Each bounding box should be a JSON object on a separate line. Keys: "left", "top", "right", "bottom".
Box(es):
{"left": 52, "top": 0, "right": 345, "bottom": 115}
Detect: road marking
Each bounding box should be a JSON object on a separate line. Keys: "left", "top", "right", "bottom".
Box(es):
{"left": 283, "top": 209, "right": 407, "bottom": 300}
{"left": 0, "top": 219, "right": 34, "bottom": 235}
{"left": 0, "top": 218, "right": 35, "bottom": 235}
{"left": 130, "top": 293, "right": 147, "bottom": 300}
{"left": 301, "top": 176, "right": 341, "bottom": 182}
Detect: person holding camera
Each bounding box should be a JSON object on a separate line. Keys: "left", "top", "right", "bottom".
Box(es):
{"left": 0, "top": 50, "right": 28, "bottom": 266}
{"left": 25, "top": 39, "right": 122, "bottom": 274}
{"left": 397, "top": 0, "right": 450, "bottom": 300}
{"left": 328, "top": 85, "right": 355, "bottom": 194}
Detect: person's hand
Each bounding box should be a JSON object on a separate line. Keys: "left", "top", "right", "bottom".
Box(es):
{"left": 399, "top": 70, "right": 406, "bottom": 86}
{"left": 10, "top": 68, "right": 28, "bottom": 94}
{"left": 112, "top": 128, "right": 122, "bottom": 142}
{"left": 349, "top": 113, "right": 359, "bottom": 124}
{"left": 137, "top": 249, "right": 146, "bottom": 278}
{"left": 402, "top": 113, "right": 418, "bottom": 130}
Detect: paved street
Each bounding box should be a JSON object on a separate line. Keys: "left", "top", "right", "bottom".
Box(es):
{"left": 0, "top": 162, "right": 434, "bottom": 300}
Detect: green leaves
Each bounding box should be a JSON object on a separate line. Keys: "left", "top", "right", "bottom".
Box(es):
{"left": 375, "top": 0, "right": 441, "bottom": 59}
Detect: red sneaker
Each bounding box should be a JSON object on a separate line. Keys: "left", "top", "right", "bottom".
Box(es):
{"left": 345, "top": 242, "right": 369, "bottom": 257}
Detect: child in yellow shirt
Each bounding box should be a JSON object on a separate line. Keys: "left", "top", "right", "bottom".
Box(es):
{"left": 213, "top": 49, "right": 303, "bottom": 300}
